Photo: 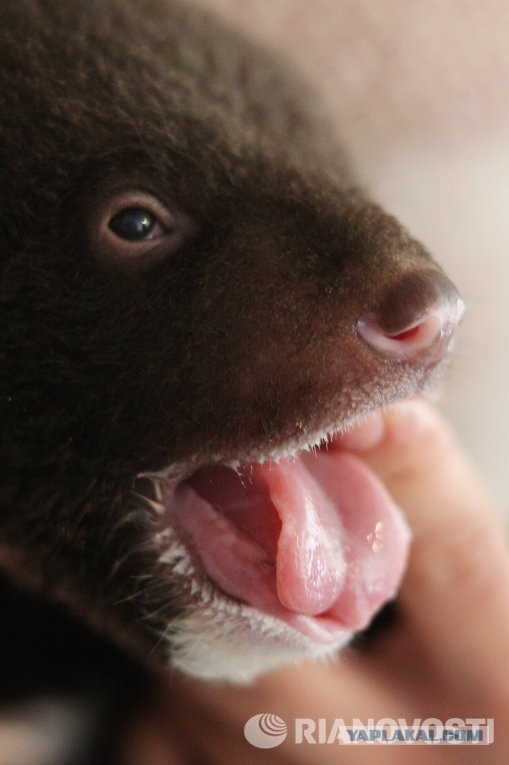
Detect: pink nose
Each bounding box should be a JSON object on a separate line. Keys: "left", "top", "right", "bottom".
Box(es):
{"left": 357, "top": 271, "right": 465, "bottom": 364}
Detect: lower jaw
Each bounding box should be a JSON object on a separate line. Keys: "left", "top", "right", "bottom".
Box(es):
{"left": 165, "top": 593, "right": 354, "bottom": 683}
{"left": 154, "top": 429, "right": 411, "bottom": 648}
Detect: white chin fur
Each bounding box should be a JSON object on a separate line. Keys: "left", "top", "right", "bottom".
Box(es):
{"left": 147, "top": 500, "right": 350, "bottom": 682}
{"left": 165, "top": 599, "right": 351, "bottom": 683}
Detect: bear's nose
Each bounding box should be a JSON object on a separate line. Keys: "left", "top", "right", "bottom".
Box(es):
{"left": 357, "top": 271, "right": 465, "bottom": 364}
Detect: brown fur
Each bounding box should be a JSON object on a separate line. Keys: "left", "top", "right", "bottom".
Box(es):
{"left": 0, "top": 0, "right": 451, "bottom": 750}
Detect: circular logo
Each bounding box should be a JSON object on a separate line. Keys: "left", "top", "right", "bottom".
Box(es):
{"left": 244, "top": 713, "right": 288, "bottom": 748}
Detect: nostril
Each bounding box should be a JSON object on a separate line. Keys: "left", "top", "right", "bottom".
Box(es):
{"left": 387, "top": 325, "right": 421, "bottom": 342}
{"left": 357, "top": 271, "right": 465, "bottom": 364}
{"left": 357, "top": 311, "right": 445, "bottom": 360}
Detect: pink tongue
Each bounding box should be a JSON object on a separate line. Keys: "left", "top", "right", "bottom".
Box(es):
{"left": 264, "top": 457, "right": 346, "bottom": 614}
{"left": 180, "top": 449, "right": 410, "bottom": 631}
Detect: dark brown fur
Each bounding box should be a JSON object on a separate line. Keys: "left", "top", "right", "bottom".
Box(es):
{"left": 0, "top": 0, "right": 450, "bottom": 758}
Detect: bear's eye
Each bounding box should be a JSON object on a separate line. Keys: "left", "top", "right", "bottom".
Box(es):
{"left": 108, "top": 207, "right": 166, "bottom": 241}
{"left": 94, "top": 190, "right": 195, "bottom": 261}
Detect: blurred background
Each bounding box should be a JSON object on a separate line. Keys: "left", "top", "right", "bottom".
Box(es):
{"left": 200, "top": 0, "right": 509, "bottom": 510}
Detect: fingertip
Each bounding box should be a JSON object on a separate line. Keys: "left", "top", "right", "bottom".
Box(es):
{"left": 384, "top": 396, "right": 447, "bottom": 439}
{"left": 335, "top": 397, "right": 454, "bottom": 469}
{"left": 334, "top": 410, "right": 385, "bottom": 451}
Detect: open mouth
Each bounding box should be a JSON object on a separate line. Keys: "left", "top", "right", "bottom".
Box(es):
{"left": 142, "top": 273, "right": 464, "bottom": 652}
{"left": 154, "top": 421, "right": 411, "bottom": 646}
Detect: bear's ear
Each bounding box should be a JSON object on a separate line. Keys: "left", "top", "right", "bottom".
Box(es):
{"left": 90, "top": 190, "right": 196, "bottom": 266}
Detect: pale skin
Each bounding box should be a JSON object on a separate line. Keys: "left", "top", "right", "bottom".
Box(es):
{"left": 119, "top": 399, "right": 509, "bottom": 764}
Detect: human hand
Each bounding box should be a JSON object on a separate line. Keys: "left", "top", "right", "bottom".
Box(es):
{"left": 119, "top": 399, "right": 509, "bottom": 764}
